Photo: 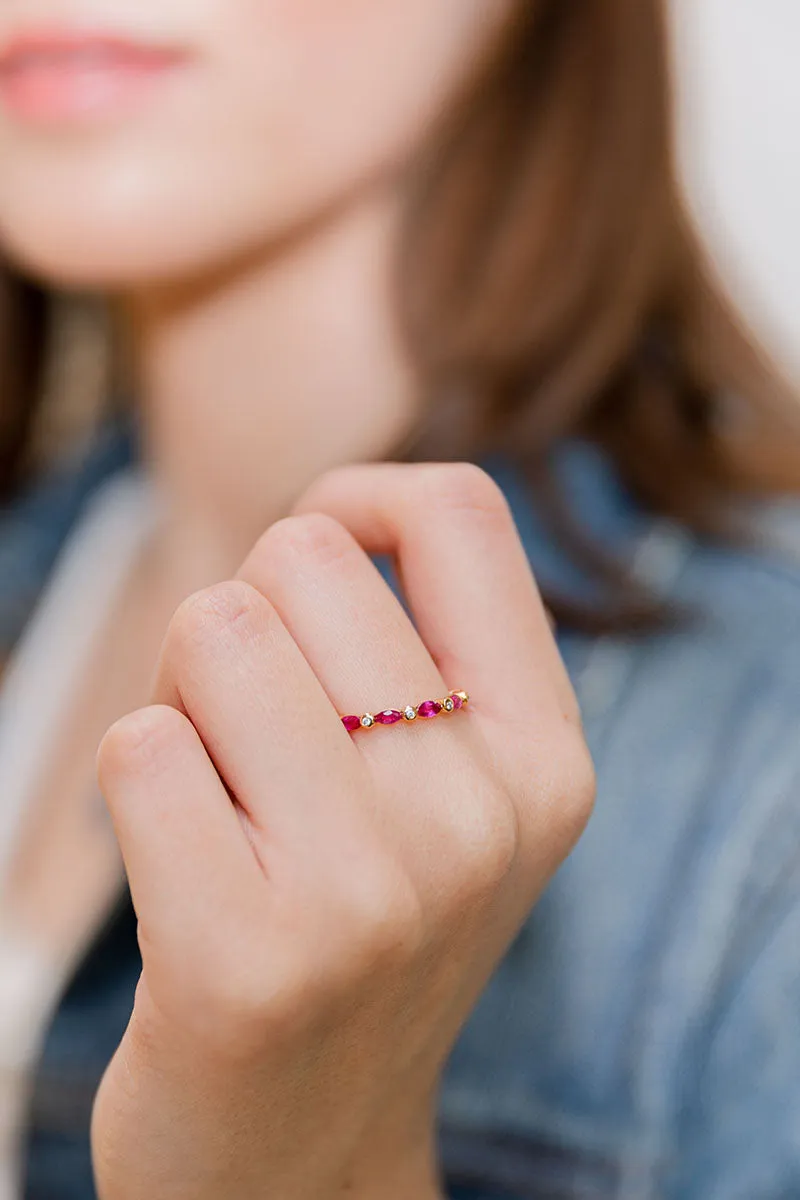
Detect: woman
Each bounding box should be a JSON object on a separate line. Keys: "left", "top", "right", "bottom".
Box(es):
{"left": 1, "top": 1, "right": 799, "bottom": 1197}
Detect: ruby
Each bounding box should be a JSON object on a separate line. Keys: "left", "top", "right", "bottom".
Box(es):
{"left": 418, "top": 700, "right": 442, "bottom": 719}
{"left": 450, "top": 694, "right": 464, "bottom": 710}
{"left": 376, "top": 709, "right": 403, "bottom": 725}
{"left": 342, "top": 715, "right": 361, "bottom": 733}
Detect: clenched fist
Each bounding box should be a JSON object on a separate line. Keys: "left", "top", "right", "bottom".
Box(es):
{"left": 92, "top": 463, "right": 595, "bottom": 1200}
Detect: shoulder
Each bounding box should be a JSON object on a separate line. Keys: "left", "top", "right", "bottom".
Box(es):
{"left": 441, "top": 450, "right": 800, "bottom": 1195}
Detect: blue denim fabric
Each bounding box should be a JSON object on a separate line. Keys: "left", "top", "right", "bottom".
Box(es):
{"left": 0, "top": 424, "right": 137, "bottom": 661}
{"left": 5, "top": 424, "right": 800, "bottom": 1199}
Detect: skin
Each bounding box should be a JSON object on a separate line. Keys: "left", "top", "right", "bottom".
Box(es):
{"left": 0, "top": 1, "right": 595, "bottom": 1195}
{"left": 94, "top": 467, "right": 593, "bottom": 1199}
{"left": 0, "top": 0, "right": 511, "bottom": 286}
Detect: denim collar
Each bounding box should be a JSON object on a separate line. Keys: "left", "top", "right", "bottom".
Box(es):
{"left": 0, "top": 417, "right": 659, "bottom": 658}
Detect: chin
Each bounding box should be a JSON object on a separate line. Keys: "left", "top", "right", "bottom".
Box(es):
{"left": 0, "top": 157, "right": 264, "bottom": 291}
{"left": 2, "top": 210, "right": 208, "bottom": 292}
{"left": 0, "top": 183, "right": 323, "bottom": 294}
{"left": 4, "top": 233, "right": 157, "bottom": 291}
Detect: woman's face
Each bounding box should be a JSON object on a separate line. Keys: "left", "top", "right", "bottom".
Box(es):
{"left": 0, "top": 0, "right": 510, "bottom": 288}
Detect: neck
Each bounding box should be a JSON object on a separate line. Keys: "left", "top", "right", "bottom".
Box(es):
{"left": 124, "top": 190, "right": 419, "bottom": 590}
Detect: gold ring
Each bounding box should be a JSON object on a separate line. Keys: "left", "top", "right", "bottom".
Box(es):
{"left": 341, "top": 691, "right": 470, "bottom": 733}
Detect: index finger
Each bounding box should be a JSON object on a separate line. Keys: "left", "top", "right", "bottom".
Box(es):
{"left": 293, "top": 462, "right": 579, "bottom": 728}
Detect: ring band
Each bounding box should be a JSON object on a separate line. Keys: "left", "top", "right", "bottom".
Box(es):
{"left": 341, "top": 691, "right": 470, "bottom": 734}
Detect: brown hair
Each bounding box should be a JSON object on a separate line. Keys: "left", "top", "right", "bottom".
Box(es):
{"left": 2, "top": 0, "right": 798, "bottom": 625}
{"left": 397, "top": 0, "right": 800, "bottom": 625}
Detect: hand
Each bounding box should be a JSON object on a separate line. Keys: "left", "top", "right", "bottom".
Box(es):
{"left": 91, "top": 463, "right": 595, "bottom": 1200}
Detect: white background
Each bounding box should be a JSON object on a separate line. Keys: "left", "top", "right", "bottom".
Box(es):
{"left": 671, "top": 0, "right": 800, "bottom": 382}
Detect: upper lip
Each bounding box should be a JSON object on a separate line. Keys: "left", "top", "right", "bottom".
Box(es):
{"left": 0, "top": 28, "right": 189, "bottom": 70}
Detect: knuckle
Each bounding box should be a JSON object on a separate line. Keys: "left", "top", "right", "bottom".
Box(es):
{"left": 190, "top": 950, "right": 312, "bottom": 1057}
{"left": 256, "top": 512, "right": 353, "bottom": 570}
{"left": 167, "top": 580, "right": 267, "bottom": 654}
{"left": 366, "top": 882, "right": 425, "bottom": 969}
{"left": 445, "top": 787, "right": 520, "bottom": 904}
{"left": 559, "top": 731, "right": 597, "bottom": 846}
{"left": 534, "top": 725, "right": 596, "bottom": 858}
{"left": 420, "top": 463, "right": 511, "bottom": 524}
{"left": 170, "top": 876, "right": 428, "bottom": 1061}
{"left": 294, "top": 464, "right": 355, "bottom": 509}
{"left": 340, "top": 866, "right": 425, "bottom": 974}
{"left": 97, "top": 704, "right": 189, "bottom": 782}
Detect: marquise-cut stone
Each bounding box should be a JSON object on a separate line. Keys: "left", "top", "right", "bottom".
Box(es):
{"left": 376, "top": 709, "right": 402, "bottom": 725}
{"left": 342, "top": 715, "right": 361, "bottom": 732}
{"left": 418, "top": 700, "right": 442, "bottom": 719}
{"left": 450, "top": 694, "right": 464, "bottom": 710}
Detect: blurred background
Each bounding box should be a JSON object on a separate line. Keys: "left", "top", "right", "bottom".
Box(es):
{"left": 2, "top": 2, "right": 799, "bottom": 1196}
{"left": 673, "top": 0, "right": 800, "bottom": 382}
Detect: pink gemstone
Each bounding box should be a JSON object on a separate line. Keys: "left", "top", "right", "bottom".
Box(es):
{"left": 418, "top": 700, "right": 442, "bottom": 719}
{"left": 342, "top": 715, "right": 361, "bottom": 733}
{"left": 376, "top": 709, "right": 403, "bottom": 725}
{"left": 450, "top": 694, "right": 464, "bottom": 710}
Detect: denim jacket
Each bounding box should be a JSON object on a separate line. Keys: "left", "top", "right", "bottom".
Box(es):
{"left": 5, "top": 423, "right": 800, "bottom": 1200}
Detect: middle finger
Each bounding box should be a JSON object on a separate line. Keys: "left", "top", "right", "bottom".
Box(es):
{"left": 237, "top": 513, "right": 467, "bottom": 773}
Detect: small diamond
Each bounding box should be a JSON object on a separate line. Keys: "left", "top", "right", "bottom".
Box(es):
{"left": 361, "top": 714, "right": 375, "bottom": 728}
{"left": 403, "top": 706, "right": 417, "bottom": 721}
{"left": 443, "top": 698, "right": 455, "bottom": 712}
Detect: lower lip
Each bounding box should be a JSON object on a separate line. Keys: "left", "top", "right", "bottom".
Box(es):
{"left": 0, "top": 48, "right": 187, "bottom": 124}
